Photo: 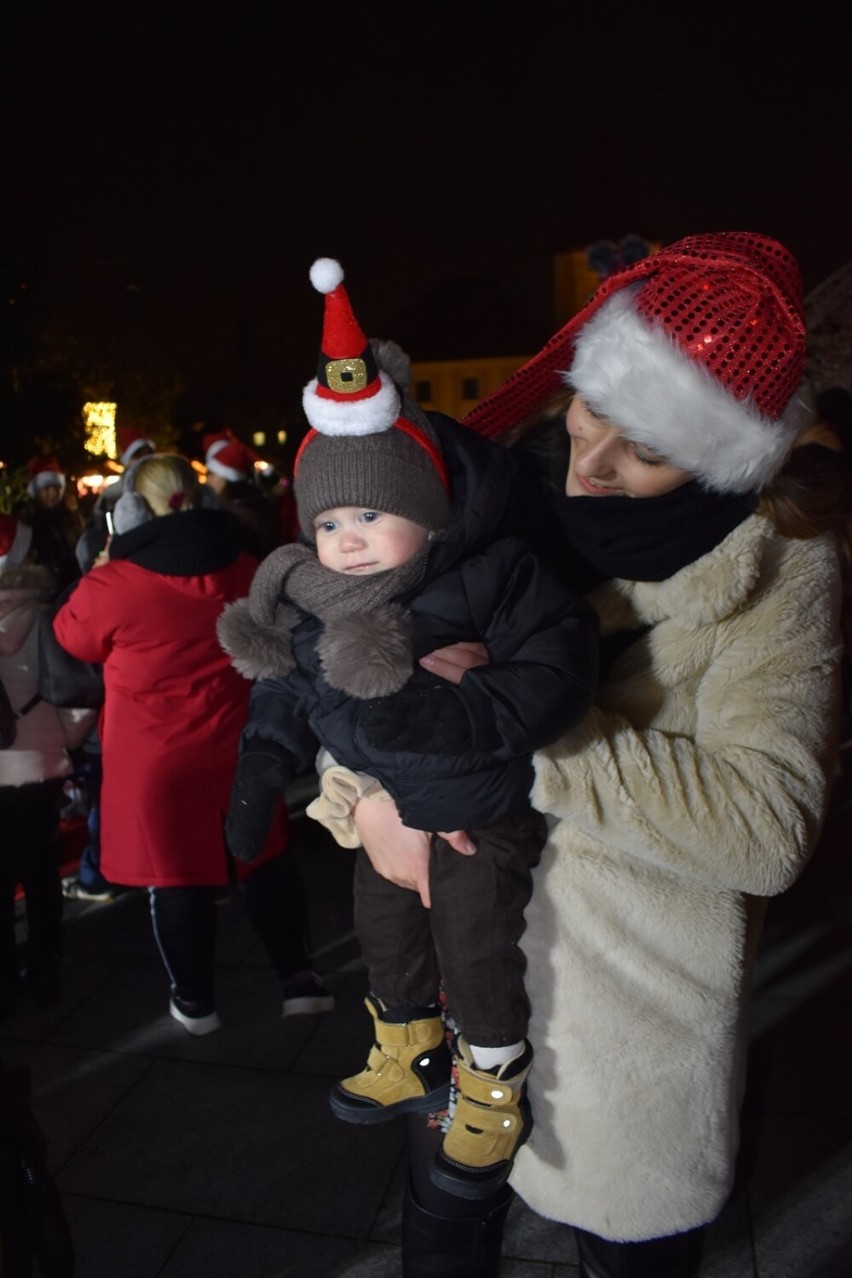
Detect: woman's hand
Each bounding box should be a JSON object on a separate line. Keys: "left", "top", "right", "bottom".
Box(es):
{"left": 419, "top": 641, "right": 488, "bottom": 685}
{"left": 354, "top": 798, "right": 433, "bottom": 907}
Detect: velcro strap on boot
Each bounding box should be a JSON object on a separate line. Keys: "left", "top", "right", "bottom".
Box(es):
{"left": 443, "top": 1092, "right": 523, "bottom": 1166}
{"left": 375, "top": 1016, "right": 443, "bottom": 1050}
{"left": 456, "top": 1068, "right": 522, "bottom": 1106}
{"left": 365, "top": 1043, "right": 406, "bottom": 1079}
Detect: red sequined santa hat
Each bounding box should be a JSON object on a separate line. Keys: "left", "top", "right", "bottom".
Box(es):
{"left": 294, "top": 258, "right": 450, "bottom": 538}
{"left": 0, "top": 513, "right": 33, "bottom": 571}
{"left": 203, "top": 430, "right": 259, "bottom": 482}
{"left": 117, "top": 426, "right": 156, "bottom": 467}
{"left": 26, "top": 455, "right": 66, "bottom": 497}
{"left": 464, "top": 231, "right": 808, "bottom": 494}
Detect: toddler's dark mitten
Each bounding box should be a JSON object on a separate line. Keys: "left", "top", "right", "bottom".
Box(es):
{"left": 226, "top": 743, "right": 291, "bottom": 862}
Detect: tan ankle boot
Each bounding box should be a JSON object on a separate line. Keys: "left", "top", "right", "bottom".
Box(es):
{"left": 430, "top": 1036, "right": 533, "bottom": 1199}
{"left": 329, "top": 995, "right": 452, "bottom": 1124}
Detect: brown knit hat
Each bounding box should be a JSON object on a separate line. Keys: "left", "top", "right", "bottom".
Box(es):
{"left": 294, "top": 258, "right": 451, "bottom": 538}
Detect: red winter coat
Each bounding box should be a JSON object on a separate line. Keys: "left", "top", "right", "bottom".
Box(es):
{"left": 53, "top": 508, "right": 285, "bottom": 887}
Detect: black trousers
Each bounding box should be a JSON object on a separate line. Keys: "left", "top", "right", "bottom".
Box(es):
{"left": 354, "top": 807, "right": 546, "bottom": 1046}
{"left": 149, "top": 852, "right": 314, "bottom": 1005}
{"left": 404, "top": 1115, "right": 705, "bottom": 1278}
{"left": 0, "top": 779, "right": 65, "bottom": 988}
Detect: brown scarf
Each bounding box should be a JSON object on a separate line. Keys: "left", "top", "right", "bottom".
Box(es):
{"left": 219, "top": 541, "right": 432, "bottom": 699}
{"left": 246, "top": 541, "right": 429, "bottom": 627}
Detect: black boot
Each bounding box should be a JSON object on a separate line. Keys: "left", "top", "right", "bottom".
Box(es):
{"left": 402, "top": 1174, "right": 512, "bottom": 1278}
{"left": 575, "top": 1224, "right": 705, "bottom": 1278}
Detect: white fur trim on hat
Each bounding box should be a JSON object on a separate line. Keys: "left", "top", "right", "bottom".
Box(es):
{"left": 568, "top": 290, "right": 805, "bottom": 493}
{"left": 205, "top": 439, "right": 250, "bottom": 482}
{"left": 121, "top": 436, "right": 154, "bottom": 466}
{"left": 27, "top": 469, "right": 66, "bottom": 498}
{"left": 302, "top": 370, "right": 401, "bottom": 437}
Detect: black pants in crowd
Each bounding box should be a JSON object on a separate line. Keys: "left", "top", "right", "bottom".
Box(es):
{"left": 149, "top": 852, "right": 314, "bottom": 1006}
{"left": 354, "top": 807, "right": 547, "bottom": 1046}
{"left": 0, "top": 779, "right": 65, "bottom": 1003}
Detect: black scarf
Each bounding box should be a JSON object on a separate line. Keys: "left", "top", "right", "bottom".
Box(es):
{"left": 514, "top": 418, "right": 757, "bottom": 586}
{"left": 554, "top": 481, "right": 758, "bottom": 585}
{"left": 108, "top": 508, "right": 244, "bottom": 576}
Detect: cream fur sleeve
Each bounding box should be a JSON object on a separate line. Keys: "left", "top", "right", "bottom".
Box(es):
{"left": 306, "top": 748, "right": 392, "bottom": 848}
{"left": 533, "top": 534, "right": 844, "bottom": 897}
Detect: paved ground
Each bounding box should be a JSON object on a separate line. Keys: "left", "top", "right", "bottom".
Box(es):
{"left": 2, "top": 757, "right": 851, "bottom": 1278}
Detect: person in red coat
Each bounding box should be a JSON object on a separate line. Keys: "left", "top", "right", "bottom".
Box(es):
{"left": 53, "top": 454, "right": 333, "bottom": 1034}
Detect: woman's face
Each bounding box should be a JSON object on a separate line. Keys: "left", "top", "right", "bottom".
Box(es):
{"left": 565, "top": 397, "right": 693, "bottom": 499}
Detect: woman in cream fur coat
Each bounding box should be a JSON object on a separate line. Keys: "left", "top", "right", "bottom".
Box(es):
{"left": 346, "top": 234, "right": 848, "bottom": 1278}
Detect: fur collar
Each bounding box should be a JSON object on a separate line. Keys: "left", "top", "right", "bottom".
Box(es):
{"left": 589, "top": 513, "right": 771, "bottom": 633}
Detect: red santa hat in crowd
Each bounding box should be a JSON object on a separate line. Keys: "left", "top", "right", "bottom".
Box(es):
{"left": 0, "top": 513, "right": 33, "bottom": 571}
{"left": 203, "top": 430, "right": 259, "bottom": 482}
{"left": 26, "top": 455, "right": 66, "bottom": 498}
{"left": 117, "top": 426, "right": 156, "bottom": 468}
{"left": 463, "top": 231, "right": 808, "bottom": 494}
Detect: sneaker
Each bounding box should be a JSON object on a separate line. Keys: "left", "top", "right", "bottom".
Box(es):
{"left": 62, "top": 876, "right": 114, "bottom": 903}
{"left": 169, "top": 995, "right": 221, "bottom": 1036}
{"left": 282, "top": 971, "right": 335, "bottom": 1018}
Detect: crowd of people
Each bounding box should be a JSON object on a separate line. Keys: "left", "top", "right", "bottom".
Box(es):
{"left": 1, "top": 431, "right": 314, "bottom": 1031}
{"left": 1, "top": 229, "right": 851, "bottom": 1278}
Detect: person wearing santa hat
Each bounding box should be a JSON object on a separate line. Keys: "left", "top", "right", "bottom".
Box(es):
{"left": 19, "top": 456, "right": 83, "bottom": 595}
{"left": 75, "top": 428, "right": 158, "bottom": 576}
{"left": 0, "top": 513, "right": 97, "bottom": 1019}
{"left": 202, "top": 430, "right": 283, "bottom": 560}
{"left": 218, "top": 258, "right": 598, "bottom": 1199}
{"left": 116, "top": 426, "right": 156, "bottom": 469}
{"left": 327, "top": 233, "right": 849, "bottom": 1277}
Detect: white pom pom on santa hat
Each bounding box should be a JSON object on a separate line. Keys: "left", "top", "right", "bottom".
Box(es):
{"left": 309, "top": 257, "right": 345, "bottom": 295}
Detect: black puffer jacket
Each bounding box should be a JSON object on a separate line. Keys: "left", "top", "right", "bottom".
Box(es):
{"left": 233, "top": 414, "right": 598, "bottom": 831}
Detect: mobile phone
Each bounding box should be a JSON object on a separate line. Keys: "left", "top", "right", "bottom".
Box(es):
{"left": 105, "top": 511, "right": 114, "bottom": 536}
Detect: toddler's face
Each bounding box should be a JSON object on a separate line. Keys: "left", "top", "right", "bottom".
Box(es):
{"left": 313, "top": 506, "right": 431, "bottom": 574}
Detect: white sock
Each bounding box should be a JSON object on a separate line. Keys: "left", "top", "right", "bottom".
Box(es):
{"left": 469, "top": 1041, "right": 525, "bottom": 1071}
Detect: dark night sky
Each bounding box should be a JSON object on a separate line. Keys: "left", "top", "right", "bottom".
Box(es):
{"left": 8, "top": 2, "right": 852, "bottom": 421}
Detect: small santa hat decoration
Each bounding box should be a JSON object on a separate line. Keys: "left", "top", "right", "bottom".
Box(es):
{"left": 301, "top": 258, "right": 402, "bottom": 435}
{"left": 295, "top": 258, "right": 450, "bottom": 537}
{"left": 26, "top": 455, "right": 66, "bottom": 497}
{"left": 0, "top": 512, "right": 33, "bottom": 571}
{"left": 203, "top": 430, "right": 259, "bottom": 482}
{"left": 464, "top": 231, "right": 808, "bottom": 494}
{"left": 117, "top": 426, "right": 155, "bottom": 468}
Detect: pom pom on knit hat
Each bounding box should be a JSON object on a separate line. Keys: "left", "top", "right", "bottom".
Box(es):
{"left": 463, "top": 231, "right": 808, "bottom": 494}
{"left": 26, "top": 455, "right": 66, "bottom": 498}
{"left": 0, "top": 513, "right": 33, "bottom": 571}
{"left": 295, "top": 258, "right": 451, "bottom": 538}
